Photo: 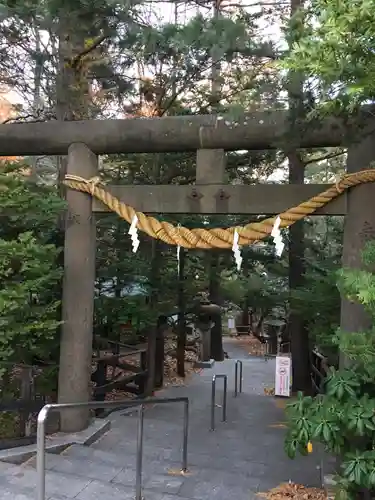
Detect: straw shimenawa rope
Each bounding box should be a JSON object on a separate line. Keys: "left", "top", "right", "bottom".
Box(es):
{"left": 63, "top": 170, "right": 375, "bottom": 250}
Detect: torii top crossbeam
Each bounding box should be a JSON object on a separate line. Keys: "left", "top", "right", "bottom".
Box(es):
{"left": 0, "top": 109, "right": 371, "bottom": 155}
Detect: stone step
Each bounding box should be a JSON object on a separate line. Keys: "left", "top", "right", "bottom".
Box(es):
{"left": 26, "top": 445, "right": 185, "bottom": 493}
{"left": 63, "top": 443, "right": 128, "bottom": 466}
{"left": 0, "top": 418, "right": 110, "bottom": 466}
{"left": 27, "top": 451, "right": 127, "bottom": 484}
{"left": 64, "top": 443, "right": 179, "bottom": 467}
{"left": 1, "top": 492, "right": 66, "bottom": 500}
{"left": 0, "top": 458, "right": 167, "bottom": 500}
{"left": 61, "top": 444, "right": 189, "bottom": 491}
{"left": 0, "top": 460, "right": 91, "bottom": 498}
{"left": 0, "top": 455, "right": 185, "bottom": 500}
{"left": 69, "top": 478, "right": 167, "bottom": 500}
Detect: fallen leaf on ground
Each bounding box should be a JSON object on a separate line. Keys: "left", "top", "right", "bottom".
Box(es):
{"left": 264, "top": 387, "right": 275, "bottom": 396}
{"left": 258, "top": 482, "right": 326, "bottom": 500}
{"left": 163, "top": 337, "right": 200, "bottom": 387}
{"left": 167, "top": 468, "right": 193, "bottom": 476}
{"left": 234, "top": 334, "right": 266, "bottom": 356}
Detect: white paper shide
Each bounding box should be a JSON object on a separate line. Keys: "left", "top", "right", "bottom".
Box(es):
{"left": 232, "top": 229, "right": 242, "bottom": 271}
{"left": 128, "top": 214, "right": 140, "bottom": 253}
{"left": 271, "top": 216, "right": 285, "bottom": 257}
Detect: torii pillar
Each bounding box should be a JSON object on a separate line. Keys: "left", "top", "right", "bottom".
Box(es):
{"left": 58, "top": 143, "right": 97, "bottom": 432}
{"left": 340, "top": 130, "right": 375, "bottom": 365}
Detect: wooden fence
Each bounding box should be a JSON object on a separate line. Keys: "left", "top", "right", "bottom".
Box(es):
{"left": 310, "top": 349, "right": 329, "bottom": 395}
{"left": 92, "top": 336, "right": 148, "bottom": 407}
{"left": 0, "top": 364, "right": 53, "bottom": 449}
{"left": 0, "top": 321, "right": 173, "bottom": 445}
{"left": 91, "top": 331, "right": 165, "bottom": 415}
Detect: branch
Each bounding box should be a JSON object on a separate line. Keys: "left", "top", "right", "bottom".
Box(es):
{"left": 158, "top": 56, "right": 214, "bottom": 117}
{"left": 303, "top": 149, "right": 346, "bottom": 166}
{"left": 224, "top": 2, "right": 289, "bottom": 7}
{"left": 71, "top": 34, "right": 109, "bottom": 68}
{"left": 2, "top": 111, "right": 56, "bottom": 125}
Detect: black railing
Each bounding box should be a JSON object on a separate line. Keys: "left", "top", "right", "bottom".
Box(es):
{"left": 37, "top": 396, "right": 189, "bottom": 500}
{"left": 311, "top": 349, "right": 329, "bottom": 395}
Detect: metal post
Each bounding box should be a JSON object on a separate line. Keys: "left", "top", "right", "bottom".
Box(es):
{"left": 319, "top": 458, "right": 324, "bottom": 488}
{"left": 182, "top": 400, "right": 189, "bottom": 472}
{"left": 36, "top": 405, "right": 50, "bottom": 500}
{"left": 264, "top": 340, "right": 269, "bottom": 361}
{"left": 211, "top": 375, "right": 216, "bottom": 431}
{"left": 223, "top": 374, "right": 227, "bottom": 422}
{"left": 234, "top": 363, "right": 238, "bottom": 397}
{"left": 234, "top": 360, "right": 243, "bottom": 396}
{"left": 135, "top": 404, "right": 145, "bottom": 500}
{"left": 210, "top": 374, "right": 227, "bottom": 431}
{"left": 238, "top": 361, "right": 243, "bottom": 393}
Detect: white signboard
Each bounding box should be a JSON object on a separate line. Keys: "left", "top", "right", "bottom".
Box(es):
{"left": 275, "top": 355, "right": 292, "bottom": 397}
{"left": 227, "top": 317, "right": 235, "bottom": 330}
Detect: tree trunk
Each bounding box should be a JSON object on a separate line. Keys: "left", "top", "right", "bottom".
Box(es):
{"left": 288, "top": 0, "right": 311, "bottom": 394}
{"left": 241, "top": 304, "right": 250, "bottom": 334}
{"left": 177, "top": 247, "right": 186, "bottom": 377}
{"left": 145, "top": 154, "right": 163, "bottom": 394}
{"left": 113, "top": 166, "right": 123, "bottom": 342}
{"left": 145, "top": 239, "right": 160, "bottom": 396}
{"left": 28, "top": 27, "right": 42, "bottom": 184}
{"left": 288, "top": 157, "right": 310, "bottom": 393}
{"left": 154, "top": 315, "right": 166, "bottom": 388}
{"left": 209, "top": 252, "right": 224, "bottom": 361}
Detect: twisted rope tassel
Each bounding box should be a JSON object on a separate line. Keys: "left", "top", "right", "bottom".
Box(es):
{"left": 63, "top": 169, "right": 375, "bottom": 250}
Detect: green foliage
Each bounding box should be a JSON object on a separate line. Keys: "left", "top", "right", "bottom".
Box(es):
{"left": 222, "top": 268, "right": 286, "bottom": 311}
{"left": 283, "top": 0, "right": 375, "bottom": 111}
{"left": 130, "top": 12, "right": 260, "bottom": 66}
{"left": 337, "top": 240, "right": 375, "bottom": 313}
{"left": 0, "top": 231, "right": 61, "bottom": 361}
{"left": 291, "top": 218, "right": 343, "bottom": 359}
{"left": 285, "top": 241, "right": 375, "bottom": 499}
{"left": 0, "top": 166, "right": 64, "bottom": 367}
{"left": 290, "top": 263, "right": 340, "bottom": 358}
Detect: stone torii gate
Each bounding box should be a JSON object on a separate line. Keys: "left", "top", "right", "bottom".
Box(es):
{"left": 0, "top": 109, "right": 374, "bottom": 432}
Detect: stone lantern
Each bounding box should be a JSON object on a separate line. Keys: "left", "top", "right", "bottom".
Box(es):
{"left": 193, "top": 293, "right": 221, "bottom": 368}
{"left": 263, "top": 316, "right": 286, "bottom": 356}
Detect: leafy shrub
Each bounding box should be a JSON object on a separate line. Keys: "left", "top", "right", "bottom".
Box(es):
{"left": 284, "top": 241, "right": 375, "bottom": 500}
{"left": 0, "top": 165, "right": 64, "bottom": 369}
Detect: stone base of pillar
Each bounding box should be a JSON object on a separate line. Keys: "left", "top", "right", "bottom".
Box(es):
{"left": 194, "top": 359, "right": 215, "bottom": 369}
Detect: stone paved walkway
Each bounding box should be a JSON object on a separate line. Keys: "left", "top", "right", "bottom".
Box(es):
{"left": 85, "top": 339, "right": 323, "bottom": 500}
{"left": 0, "top": 339, "right": 325, "bottom": 500}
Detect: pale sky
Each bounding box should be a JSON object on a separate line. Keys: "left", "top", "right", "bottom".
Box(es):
{"left": 4, "top": 0, "right": 286, "bottom": 181}
{"left": 5, "top": 0, "right": 283, "bottom": 106}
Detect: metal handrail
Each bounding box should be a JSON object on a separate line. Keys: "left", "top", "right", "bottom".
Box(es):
{"left": 210, "top": 374, "right": 227, "bottom": 431}
{"left": 36, "top": 396, "right": 189, "bottom": 500}
{"left": 234, "top": 360, "right": 243, "bottom": 397}
{"left": 135, "top": 397, "right": 188, "bottom": 500}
